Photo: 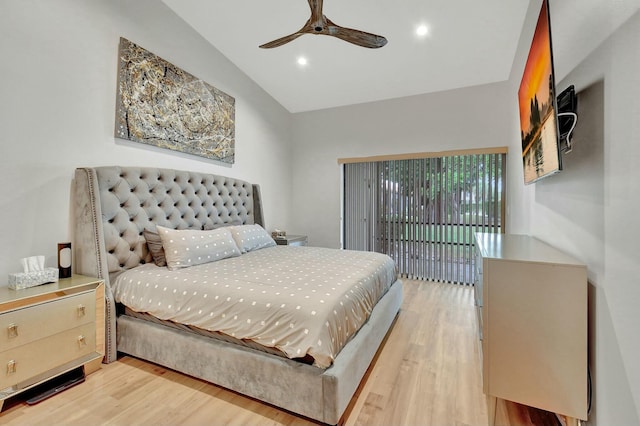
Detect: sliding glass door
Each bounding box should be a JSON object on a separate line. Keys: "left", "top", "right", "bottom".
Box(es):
{"left": 343, "top": 151, "right": 505, "bottom": 285}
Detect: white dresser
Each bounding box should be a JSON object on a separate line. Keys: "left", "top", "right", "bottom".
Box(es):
{"left": 474, "top": 233, "right": 588, "bottom": 425}
{"left": 0, "top": 275, "right": 104, "bottom": 409}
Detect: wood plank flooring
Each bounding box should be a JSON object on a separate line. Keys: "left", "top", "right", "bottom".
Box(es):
{"left": 0, "top": 280, "right": 559, "bottom": 425}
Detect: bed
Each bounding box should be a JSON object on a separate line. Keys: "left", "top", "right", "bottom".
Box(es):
{"left": 73, "top": 166, "right": 402, "bottom": 424}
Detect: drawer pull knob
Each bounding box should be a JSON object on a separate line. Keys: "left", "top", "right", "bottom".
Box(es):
{"left": 7, "top": 323, "right": 18, "bottom": 338}
{"left": 6, "top": 360, "right": 16, "bottom": 375}
{"left": 77, "top": 305, "right": 86, "bottom": 317}
{"left": 78, "top": 335, "right": 87, "bottom": 347}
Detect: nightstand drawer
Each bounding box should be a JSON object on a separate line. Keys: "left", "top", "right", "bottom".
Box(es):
{"left": 0, "top": 322, "right": 96, "bottom": 389}
{"left": 0, "top": 291, "right": 95, "bottom": 351}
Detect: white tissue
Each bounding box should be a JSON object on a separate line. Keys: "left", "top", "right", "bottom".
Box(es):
{"left": 21, "top": 255, "right": 45, "bottom": 273}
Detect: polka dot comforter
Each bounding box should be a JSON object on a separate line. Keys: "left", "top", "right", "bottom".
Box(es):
{"left": 112, "top": 245, "right": 397, "bottom": 368}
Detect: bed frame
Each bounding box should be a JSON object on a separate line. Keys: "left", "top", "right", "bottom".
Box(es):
{"left": 73, "top": 166, "right": 402, "bottom": 424}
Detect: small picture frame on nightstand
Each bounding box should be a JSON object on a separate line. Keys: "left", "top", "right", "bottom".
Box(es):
{"left": 271, "top": 229, "right": 286, "bottom": 239}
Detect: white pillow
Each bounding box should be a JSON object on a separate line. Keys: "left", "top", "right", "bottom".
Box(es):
{"left": 156, "top": 226, "right": 241, "bottom": 270}
{"left": 229, "top": 224, "right": 277, "bottom": 253}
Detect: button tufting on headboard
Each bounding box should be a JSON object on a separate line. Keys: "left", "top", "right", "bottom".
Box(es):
{"left": 93, "top": 166, "right": 258, "bottom": 278}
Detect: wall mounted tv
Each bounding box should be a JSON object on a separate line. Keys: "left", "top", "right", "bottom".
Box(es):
{"left": 518, "top": 0, "right": 562, "bottom": 185}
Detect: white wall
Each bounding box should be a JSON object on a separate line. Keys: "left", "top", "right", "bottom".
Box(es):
{"left": 290, "top": 81, "right": 516, "bottom": 248}
{"left": 535, "top": 13, "right": 640, "bottom": 425}
{"left": 0, "top": 0, "right": 293, "bottom": 284}
{"left": 507, "top": 4, "right": 640, "bottom": 425}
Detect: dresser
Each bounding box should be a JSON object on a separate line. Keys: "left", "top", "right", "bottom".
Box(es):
{"left": 474, "top": 233, "right": 587, "bottom": 426}
{"left": 0, "top": 275, "right": 104, "bottom": 409}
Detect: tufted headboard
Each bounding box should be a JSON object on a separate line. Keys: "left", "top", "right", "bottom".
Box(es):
{"left": 73, "top": 166, "right": 264, "bottom": 362}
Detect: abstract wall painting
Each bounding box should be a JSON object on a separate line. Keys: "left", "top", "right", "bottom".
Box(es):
{"left": 115, "top": 38, "right": 235, "bottom": 163}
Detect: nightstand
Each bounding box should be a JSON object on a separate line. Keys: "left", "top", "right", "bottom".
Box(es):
{"left": 0, "top": 275, "right": 104, "bottom": 410}
{"left": 274, "top": 235, "right": 308, "bottom": 246}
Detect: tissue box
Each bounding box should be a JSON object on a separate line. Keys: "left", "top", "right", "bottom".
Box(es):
{"left": 8, "top": 268, "right": 59, "bottom": 290}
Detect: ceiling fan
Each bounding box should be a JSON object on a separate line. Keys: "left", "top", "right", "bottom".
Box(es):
{"left": 259, "top": 0, "right": 388, "bottom": 49}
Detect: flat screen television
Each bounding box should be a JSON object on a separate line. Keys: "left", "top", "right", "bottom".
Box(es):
{"left": 518, "top": 0, "right": 562, "bottom": 185}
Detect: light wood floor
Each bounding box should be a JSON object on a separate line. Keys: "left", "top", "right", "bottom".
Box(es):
{"left": 0, "top": 280, "right": 559, "bottom": 425}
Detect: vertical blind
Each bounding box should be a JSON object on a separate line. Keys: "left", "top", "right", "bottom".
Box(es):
{"left": 343, "top": 151, "right": 506, "bottom": 285}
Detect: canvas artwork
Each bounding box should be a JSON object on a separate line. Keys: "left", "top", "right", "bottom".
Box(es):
{"left": 115, "top": 38, "right": 235, "bottom": 163}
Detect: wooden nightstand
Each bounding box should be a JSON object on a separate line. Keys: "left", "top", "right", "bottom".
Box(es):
{"left": 274, "top": 235, "right": 308, "bottom": 246}
{"left": 0, "top": 275, "right": 104, "bottom": 410}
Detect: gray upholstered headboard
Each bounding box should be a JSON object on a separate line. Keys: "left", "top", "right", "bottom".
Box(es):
{"left": 73, "top": 166, "right": 264, "bottom": 362}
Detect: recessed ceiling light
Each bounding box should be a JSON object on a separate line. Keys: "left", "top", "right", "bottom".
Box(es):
{"left": 416, "top": 24, "right": 429, "bottom": 37}
{"left": 297, "top": 56, "right": 308, "bottom": 66}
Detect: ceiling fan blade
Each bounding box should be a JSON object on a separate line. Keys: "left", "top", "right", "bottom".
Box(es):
{"left": 259, "top": 1, "right": 388, "bottom": 49}
{"left": 307, "top": 0, "right": 324, "bottom": 22}
{"left": 259, "top": 32, "right": 304, "bottom": 49}
{"left": 327, "top": 22, "right": 387, "bottom": 48}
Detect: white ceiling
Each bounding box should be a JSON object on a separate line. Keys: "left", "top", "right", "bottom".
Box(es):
{"left": 162, "top": 0, "right": 640, "bottom": 113}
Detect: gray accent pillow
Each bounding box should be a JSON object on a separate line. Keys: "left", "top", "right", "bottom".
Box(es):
{"left": 229, "top": 224, "right": 277, "bottom": 253}
{"left": 156, "top": 225, "right": 242, "bottom": 270}
{"left": 143, "top": 229, "right": 167, "bottom": 267}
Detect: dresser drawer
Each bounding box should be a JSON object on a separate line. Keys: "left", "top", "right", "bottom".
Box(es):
{"left": 0, "top": 291, "right": 95, "bottom": 351}
{"left": 475, "top": 250, "right": 483, "bottom": 275}
{"left": 474, "top": 248, "right": 484, "bottom": 306}
{"left": 0, "top": 322, "right": 96, "bottom": 389}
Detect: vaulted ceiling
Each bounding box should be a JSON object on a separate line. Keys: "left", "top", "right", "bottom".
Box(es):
{"left": 163, "top": 0, "right": 640, "bottom": 113}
